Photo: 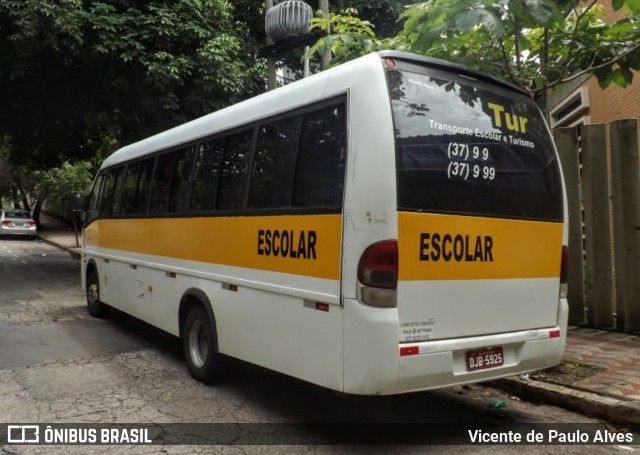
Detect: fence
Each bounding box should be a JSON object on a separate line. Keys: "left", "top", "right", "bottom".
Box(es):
{"left": 555, "top": 119, "right": 640, "bottom": 333}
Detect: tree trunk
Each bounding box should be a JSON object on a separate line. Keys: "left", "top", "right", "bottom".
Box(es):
{"left": 10, "top": 187, "right": 21, "bottom": 209}
{"left": 32, "top": 197, "right": 45, "bottom": 230}
{"left": 541, "top": 27, "right": 549, "bottom": 116}
{"left": 18, "top": 187, "right": 31, "bottom": 212}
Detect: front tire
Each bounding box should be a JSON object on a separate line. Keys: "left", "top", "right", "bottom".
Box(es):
{"left": 183, "top": 305, "right": 222, "bottom": 384}
{"left": 86, "top": 270, "right": 108, "bottom": 318}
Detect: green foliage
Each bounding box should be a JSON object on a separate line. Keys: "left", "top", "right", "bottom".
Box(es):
{"left": 330, "top": 0, "right": 414, "bottom": 38}
{"left": 40, "top": 161, "right": 94, "bottom": 210}
{"left": 305, "top": 11, "right": 388, "bottom": 64}
{"left": 307, "top": 0, "right": 640, "bottom": 97}
{"left": 0, "top": 136, "right": 10, "bottom": 161}
{"left": 616, "top": 0, "right": 640, "bottom": 13}
{"left": 0, "top": 0, "right": 265, "bottom": 170}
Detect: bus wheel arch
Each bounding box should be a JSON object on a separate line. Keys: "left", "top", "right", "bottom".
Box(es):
{"left": 85, "top": 260, "right": 108, "bottom": 318}
{"left": 179, "top": 288, "right": 223, "bottom": 384}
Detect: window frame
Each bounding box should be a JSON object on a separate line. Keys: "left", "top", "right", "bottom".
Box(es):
{"left": 87, "top": 94, "right": 348, "bottom": 221}
{"left": 386, "top": 63, "right": 563, "bottom": 222}
{"left": 243, "top": 95, "right": 348, "bottom": 216}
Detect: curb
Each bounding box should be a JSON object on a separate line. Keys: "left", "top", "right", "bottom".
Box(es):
{"left": 38, "top": 234, "right": 82, "bottom": 259}
{"left": 493, "top": 377, "right": 640, "bottom": 428}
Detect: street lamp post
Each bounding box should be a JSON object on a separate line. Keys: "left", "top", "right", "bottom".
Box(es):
{"left": 318, "top": 0, "right": 331, "bottom": 68}
{"left": 265, "top": 0, "right": 278, "bottom": 91}
{"left": 264, "top": 0, "right": 320, "bottom": 89}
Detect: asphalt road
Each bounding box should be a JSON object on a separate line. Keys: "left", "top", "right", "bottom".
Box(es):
{"left": 0, "top": 237, "right": 638, "bottom": 454}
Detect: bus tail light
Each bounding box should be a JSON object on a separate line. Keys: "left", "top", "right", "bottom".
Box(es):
{"left": 357, "top": 240, "right": 398, "bottom": 308}
{"left": 560, "top": 245, "right": 569, "bottom": 299}
{"left": 400, "top": 346, "right": 419, "bottom": 356}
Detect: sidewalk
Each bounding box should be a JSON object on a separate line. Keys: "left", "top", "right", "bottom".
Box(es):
{"left": 36, "top": 220, "right": 640, "bottom": 426}
{"left": 498, "top": 327, "right": 640, "bottom": 426}
{"left": 37, "top": 214, "right": 82, "bottom": 259}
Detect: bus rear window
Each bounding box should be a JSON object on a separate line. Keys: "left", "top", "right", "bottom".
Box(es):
{"left": 387, "top": 68, "right": 563, "bottom": 221}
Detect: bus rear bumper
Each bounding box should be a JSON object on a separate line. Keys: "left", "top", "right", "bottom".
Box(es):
{"left": 391, "top": 326, "right": 566, "bottom": 395}
{"left": 343, "top": 298, "right": 569, "bottom": 395}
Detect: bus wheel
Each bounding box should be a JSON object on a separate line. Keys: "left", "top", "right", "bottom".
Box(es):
{"left": 183, "top": 305, "right": 221, "bottom": 384}
{"left": 86, "top": 270, "right": 108, "bottom": 318}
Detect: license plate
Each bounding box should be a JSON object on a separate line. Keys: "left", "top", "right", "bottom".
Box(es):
{"left": 14, "top": 223, "right": 24, "bottom": 227}
{"left": 466, "top": 346, "right": 504, "bottom": 371}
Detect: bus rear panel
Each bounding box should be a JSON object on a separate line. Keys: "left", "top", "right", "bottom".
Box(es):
{"left": 343, "top": 54, "right": 567, "bottom": 395}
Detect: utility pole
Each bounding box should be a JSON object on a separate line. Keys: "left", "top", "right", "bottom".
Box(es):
{"left": 319, "top": 0, "right": 331, "bottom": 69}
{"left": 265, "top": 0, "right": 278, "bottom": 90}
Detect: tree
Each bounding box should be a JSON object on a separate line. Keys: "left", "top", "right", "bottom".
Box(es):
{"left": 0, "top": 137, "right": 12, "bottom": 207}
{"left": 330, "top": 0, "right": 413, "bottom": 38}
{"left": 0, "top": 0, "right": 266, "bottom": 169}
{"left": 30, "top": 161, "right": 94, "bottom": 228}
{"left": 0, "top": 0, "right": 266, "bottom": 221}
{"left": 2, "top": 160, "right": 92, "bottom": 228}
{"left": 305, "top": 10, "right": 384, "bottom": 64}
{"left": 306, "top": 0, "right": 640, "bottom": 107}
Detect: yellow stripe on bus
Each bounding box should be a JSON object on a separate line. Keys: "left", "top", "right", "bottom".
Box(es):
{"left": 84, "top": 215, "right": 343, "bottom": 280}
{"left": 398, "top": 212, "right": 563, "bottom": 281}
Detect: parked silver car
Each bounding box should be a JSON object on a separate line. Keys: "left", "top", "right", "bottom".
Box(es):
{"left": 0, "top": 209, "right": 38, "bottom": 239}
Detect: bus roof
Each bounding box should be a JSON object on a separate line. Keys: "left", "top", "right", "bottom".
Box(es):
{"left": 101, "top": 51, "right": 531, "bottom": 169}
{"left": 378, "top": 51, "right": 530, "bottom": 97}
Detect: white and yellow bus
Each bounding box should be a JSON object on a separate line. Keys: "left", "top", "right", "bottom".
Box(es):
{"left": 81, "top": 51, "right": 568, "bottom": 395}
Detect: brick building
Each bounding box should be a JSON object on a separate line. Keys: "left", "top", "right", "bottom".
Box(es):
{"left": 547, "top": 2, "right": 640, "bottom": 127}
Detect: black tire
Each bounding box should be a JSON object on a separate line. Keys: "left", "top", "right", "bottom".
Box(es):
{"left": 86, "top": 270, "right": 108, "bottom": 318}
{"left": 183, "top": 304, "right": 222, "bottom": 384}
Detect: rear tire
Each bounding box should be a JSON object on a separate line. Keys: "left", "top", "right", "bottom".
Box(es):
{"left": 86, "top": 270, "right": 108, "bottom": 318}
{"left": 183, "top": 304, "right": 222, "bottom": 384}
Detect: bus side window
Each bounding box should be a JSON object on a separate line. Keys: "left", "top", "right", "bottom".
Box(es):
{"left": 97, "top": 171, "right": 114, "bottom": 217}
{"left": 135, "top": 157, "right": 155, "bottom": 215}
{"left": 168, "top": 146, "right": 196, "bottom": 213}
{"left": 86, "top": 173, "right": 105, "bottom": 223}
{"left": 293, "top": 104, "right": 346, "bottom": 208}
{"left": 217, "top": 130, "right": 253, "bottom": 211}
{"left": 119, "top": 162, "right": 140, "bottom": 216}
{"left": 249, "top": 116, "right": 301, "bottom": 209}
{"left": 191, "top": 138, "right": 224, "bottom": 212}
{"left": 97, "top": 168, "right": 124, "bottom": 217}
{"left": 150, "top": 152, "right": 177, "bottom": 214}
{"left": 109, "top": 167, "right": 125, "bottom": 216}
